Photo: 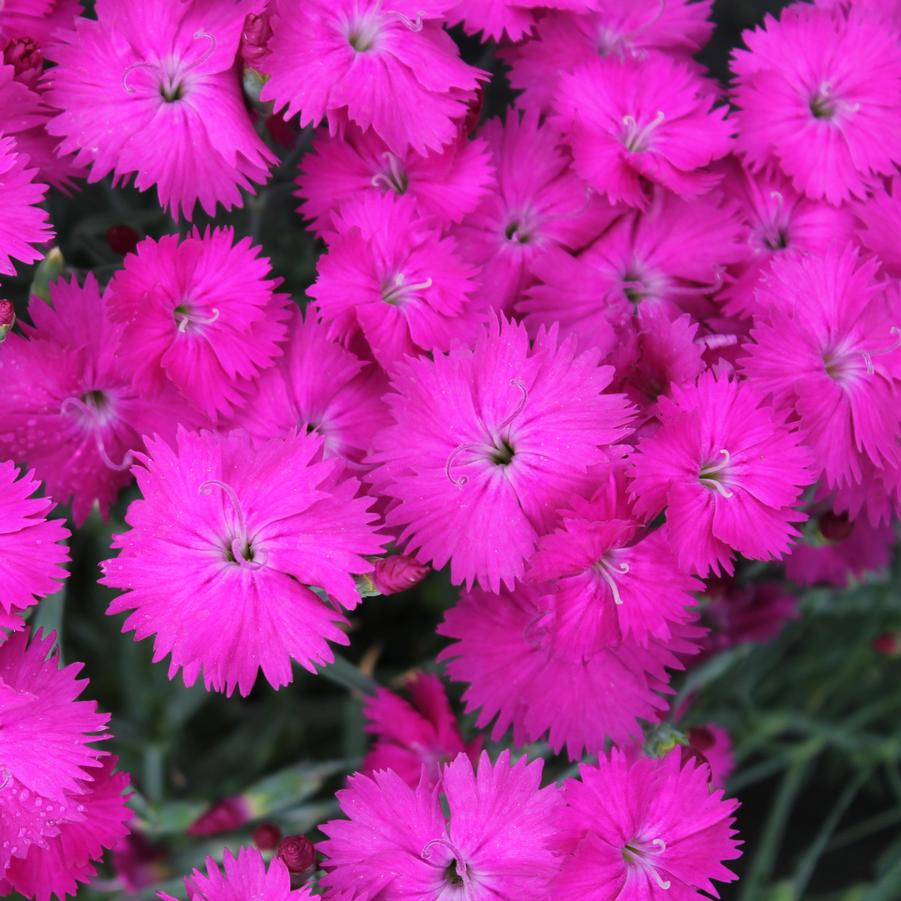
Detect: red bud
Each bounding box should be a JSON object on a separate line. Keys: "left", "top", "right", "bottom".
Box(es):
{"left": 106, "top": 225, "right": 140, "bottom": 256}
{"left": 241, "top": 13, "right": 273, "bottom": 65}
{"left": 277, "top": 834, "right": 316, "bottom": 875}
{"left": 187, "top": 796, "right": 249, "bottom": 836}
{"left": 872, "top": 632, "right": 900, "bottom": 656}
{"left": 252, "top": 822, "right": 283, "bottom": 851}
{"left": 818, "top": 511, "right": 854, "bottom": 542}
{"left": 3, "top": 38, "right": 42, "bottom": 87}
{"left": 372, "top": 554, "right": 429, "bottom": 595}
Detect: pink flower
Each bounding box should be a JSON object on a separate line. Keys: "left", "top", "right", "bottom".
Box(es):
{"left": 0, "top": 628, "right": 111, "bottom": 875}
{"left": 227, "top": 307, "right": 389, "bottom": 467}
{"left": 0, "top": 274, "right": 197, "bottom": 525}
{"left": 503, "top": 2, "right": 715, "bottom": 113}
{"left": 105, "top": 229, "right": 290, "bottom": 420}
{"left": 448, "top": 0, "right": 596, "bottom": 43}
{"left": 296, "top": 125, "right": 494, "bottom": 237}
{"left": 740, "top": 246, "right": 901, "bottom": 490}
{"left": 552, "top": 750, "right": 741, "bottom": 898}
{"left": 855, "top": 175, "right": 901, "bottom": 278}
{"left": 0, "top": 461, "right": 68, "bottom": 631}
{"left": 318, "top": 751, "right": 562, "bottom": 899}
{"left": 308, "top": 192, "right": 481, "bottom": 369}
{"left": 362, "top": 672, "right": 480, "bottom": 788}
{"left": 369, "top": 316, "right": 634, "bottom": 592}
{"left": 260, "top": 0, "right": 486, "bottom": 156}
{"left": 0, "top": 0, "right": 81, "bottom": 47}
{"left": 101, "top": 428, "right": 387, "bottom": 696}
{"left": 629, "top": 372, "right": 814, "bottom": 576}
{"left": 731, "top": 4, "right": 901, "bottom": 204}
{"left": 683, "top": 724, "right": 735, "bottom": 789}
{"left": 438, "top": 583, "right": 700, "bottom": 758}
{"left": 552, "top": 54, "right": 733, "bottom": 208}
{"left": 0, "top": 135, "right": 50, "bottom": 275}
{"left": 453, "top": 111, "right": 617, "bottom": 312}
{"left": 45, "top": 0, "right": 274, "bottom": 219}
{"left": 785, "top": 509, "right": 894, "bottom": 587}
{"left": 4, "top": 756, "right": 132, "bottom": 901}
{"left": 158, "top": 847, "right": 312, "bottom": 901}
{"left": 528, "top": 481, "right": 702, "bottom": 650}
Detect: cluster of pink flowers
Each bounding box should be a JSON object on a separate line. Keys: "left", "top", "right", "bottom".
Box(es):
{"left": 1, "top": 0, "right": 898, "bottom": 897}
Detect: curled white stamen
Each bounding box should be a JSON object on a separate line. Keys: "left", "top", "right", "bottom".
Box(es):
{"left": 382, "top": 273, "right": 433, "bottom": 305}
{"left": 652, "top": 838, "right": 667, "bottom": 853}
{"left": 861, "top": 326, "right": 901, "bottom": 374}
{"left": 122, "top": 60, "right": 158, "bottom": 93}
{"left": 60, "top": 397, "right": 134, "bottom": 472}
{"left": 191, "top": 30, "right": 217, "bottom": 67}
{"left": 622, "top": 110, "right": 665, "bottom": 152}
{"left": 177, "top": 307, "right": 220, "bottom": 333}
{"left": 596, "top": 559, "right": 630, "bottom": 605}
{"left": 496, "top": 378, "right": 528, "bottom": 432}
{"left": 386, "top": 9, "right": 424, "bottom": 31}
{"left": 200, "top": 479, "right": 247, "bottom": 533}
{"left": 445, "top": 442, "right": 479, "bottom": 488}
{"left": 421, "top": 837, "right": 466, "bottom": 878}
{"left": 699, "top": 449, "right": 734, "bottom": 498}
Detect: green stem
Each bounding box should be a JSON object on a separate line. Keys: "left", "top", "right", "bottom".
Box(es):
{"left": 318, "top": 653, "right": 379, "bottom": 697}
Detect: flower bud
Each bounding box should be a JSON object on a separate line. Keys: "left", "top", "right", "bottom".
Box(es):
{"left": 872, "top": 632, "right": 900, "bottom": 656}
{"left": 0, "top": 300, "right": 15, "bottom": 342}
{"left": 186, "top": 796, "right": 250, "bottom": 836}
{"left": 252, "top": 822, "right": 283, "bottom": 851}
{"left": 818, "top": 510, "right": 854, "bottom": 542}
{"left": 372, "top": 554, "right": 429, "bottom": 595}
{"left": 3, "top": 38, "right": 42, "bottom": 88}
{"left": 241, "top": 13, "right": 273, "bottom": 66}
{"left": 277, "top": 833, "right": 316, "bottom": 875}
{"left": 106, "top": 225, "right": 140, "bottom": 256}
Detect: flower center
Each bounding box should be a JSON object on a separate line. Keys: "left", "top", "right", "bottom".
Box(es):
{"left": 699, "top": 449, "right": 734, "bottom": 498}
{"left": 623, "top": 838, "right": 671, "bottom": 890}
{"left": 593, "top": 555, "right": 630, "bottom": 606}
{"left": 621, "top": 110, "right": 665, "bottom": 153}
{"left": 346, "top": 12, "right": 382, "bottom": 52}
{"left": 808, "top": 82, "right": 859, "bottom": 122}
{"left": 174, "top": 301, "right": 221, "bottom": 333}
{"left": 444, "top": 861, "right": 465, "bottom": 886}
{"left": 381, "top": 272, "right": 433, "bottom": 306}
{"left": 489, "top": 437, "right": 515, "bottom": 466}
{"left": 371, "top": 152, "right": 409, "bottom": 194}
{"left": 200, "top": 479, "right": 264, "bottom": 569}
{"left": 504, "top": 219, "right": 532, "bottom": 244}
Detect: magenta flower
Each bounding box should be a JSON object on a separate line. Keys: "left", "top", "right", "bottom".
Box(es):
{"left": 855, "top": 175, "right": 901, "bottom": 278}
{"left": 740, "top": 246, "right": 901, "bottom": 490}
{"left": 362, "top": 672, "right": 480, "bottom": 789}
{"left": 504, "top": 2, "right": 715, "bottom": 113}
{"left": 0, "top": 629, "right": 111, "bottom": 876}
{"left": 0, "top": 0, "right": 81, "bottom": 46}
{"left": 552, "top": 54, "right": 733, "bottom": 208}
{"left": 4, "top": 756, "right": 131, "bottom": 901}
{"left": 227, "top": 307, "right": 389, "bottom": 467}
{"left": 732, "top": 3, "right": 901, "bottom": 204}
{"left": 0, "top": 135, "right": 50, "bottom": 275}
{"left": 369, "top": 316, "right": 634, "bottom": 592}
{"left": 683, "top": 723, "right": 735, "bottom": 790}
{"left": 446, "top": 0, "right": 595, "bottom": 43}
{"left": 319, "top": 751, "right": 562, "bottom": 899}
{"left": 552, "top": 750, "right": 741, "bottom": 898}
{"left": 439, "top": 583, "right": 700, "bottom": 758}
{"left": 260, "top": 0, "right": 486, "bottom": 156}
{"left": 453, "top": 111, "right": 617, "bottom": 312}
{"left": 0, "top": 461, "right": 68, "bottom": 631}
{"left": 0, "top": 274, "right": 197, "bottom": 525}
{"left": 158, "top": 847, "right": 313, "bottom": 901}
{"left": 296, "top": 125, "right": 494, "bottom": 237}
{"left": 45, "top": 0, "right": 274, "bottom": 219}
{"left": 308, "top": 192, "right": 481, "bottom": 369}
{"left": 629, "top": 372, "right": 815, "bottom": 576}
{"left": 106, "top": 229, "right": 290, "bottom": 420}
{"left": 101, "top": 428, "right": 386, "bottom": 696}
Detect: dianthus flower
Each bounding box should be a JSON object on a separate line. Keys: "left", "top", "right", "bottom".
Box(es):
{"left": 629, "top": 372, "right": 814, "bottom": 577}
{"left": 0, "top": 461, "right": 68, "bottom": 631}
{"left": 158, "top": 847, "right": 312, "bottom": 901}
{"left": 0, "top": 629, "right": 110, "bottom": 875}
{"left": 260, "top": 0, "right": 486, "bottom": 156}
{"left": 369, "top": 317, "right": 634, "bottom": 592}
{"left": 447, "top": 0, "right": 595, "bottom": 43}
{"left": 855, "top": 175, "right": 901, "bottom": 277}
{"left": 101, "top": 428, "right": 386, "bottom": 696}
{"left": 552, "top": 54, "right": 733, "bottom": 208}
{"left": 0, "top": 274, "right": 195, "bottom": 524}
{"left": 362, "top": 672, "right": 481, "bottom": 789}
{"left": 503, "top": 2, "right": 715, "bottom": 113}
{"left": 551, "top": 750, "right": 741, "bottom": 898}
{"left": 0, "top": 0, "right": 80, "bottom": 46}
{"left": 45, "top": 0, "right": 274, "bottom": 219}
{"left": 785, "top": 509, "right": 894, "bottom": 587}
{"left": 318, "top": 751, "right": 561, "bottom": 899}
{"left": 452, "top": 110, "right": 618, "bottom": 312}
{"left": 439, "top": 583, "right": 700, "bottom": 758}
{"left": 0, "top": 135, "right": 50, "bottom": 275}
{"left": 228, "top": 308, "right": 389, "bottom": 466}
{"left": 731, "top": 3, "right": 901, "bottom": 204}
{"left": 296, "top": 125, "right": 494, "bottom": 237}
{"left": 740, "top": 246, "right": 901, "bottom": 490}
{"left": 682, "top": 723, "right": 735, "bottom": 789}
{"left": 308, "top": 193, "right": 480, "bottom": 369}
{"left": 105, "top": 229, "right": 290, "bottom": 420}
{"left": 4, "top": 756, "right": 132, "bottom": 901}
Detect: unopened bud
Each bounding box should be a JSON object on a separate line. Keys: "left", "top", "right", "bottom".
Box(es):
{"left": 241, "top": 13, "right": 273, "bottom": 65}
{"left": 818, "top": 510, "right": 854, "bottom": 542}
{"left": 372, "top": 554, "right": 429, "bottom": 595}
{"left": 106, "top": 225, "right": 140, "bottom": 256}
{"left": 252, "top": 822, "right": 282, "bottom": 851}
{"left": 872, "top": 632, "right": 901, "bottom": 656}
{"left": 0, "top": 300, "right": 15, "bottom": 342}
{"left": 3, "top": 38, "right": 42, "bottom": 88}
{"left": 186, "top": 796, "right": 250, "bottom": 836}
{"left": 277, "top": 834, "right": 316, "bottom": 875}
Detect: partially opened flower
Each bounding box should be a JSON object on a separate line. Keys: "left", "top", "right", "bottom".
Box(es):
{"left": 362, "top": 672, "right": 480, "bottom": 788}
{"left": 0, "top": 274, "right": 197, "bottom": 524}
{"left": 46, "top": 0, "right": 274, "bottom": 219}
{"left": 629, "top": 372, "right": 814, "bottom": 576}
{"left": 158, "top": 847, "right": 313, "bottom": 901}
{"left": 740, "top": 246, "right": 901, "bottom": 490}
{"left": 318, "top": 751, "right": 562, "bottom": 899}
{"left": 296, "top": 125, "right": 494, "bottom": 237}
{"left": 261, "top": 0, "right": 486, "bottom": 156}
{"left": 227, "top": 307, "right": 389, "bottom": 466}
{"left": 0, "top": 628, "right": 111, "bottom": 875}
{"left": 0, "top": 461, "right": 68, "bottom": 631}
{"left": 308, "top": 192, "right": 480, "bottom": 369}
{"left": 552, "top": 750, "right": 741, "bottom": 898}
{"left": 552, "top": 54, "right": 733, "bottom": 208}
{"left": 101, "top": 428, "right": 386, "bottom": 696}
{"left": 105, "top": 229, "right": 290, "bottom": 420}
{"left": 0, "top": 135, "right": 51, "bottom": 276}
{"left": 0, "top": 0, "right": 81, "bottom": 47}
{"left": 682, "top": 724, "right": 735, "bottom": 789}
{"left": 369, "top": 316, "right": 634, "bottom": 592}
{"left": 4, "top": 756, "right": 132, "bottom": 901}
{"left": 731, "top": 3, "right": 901, "bottom": 204}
